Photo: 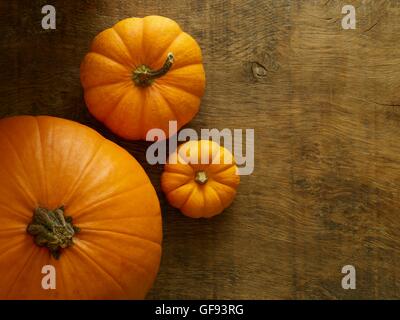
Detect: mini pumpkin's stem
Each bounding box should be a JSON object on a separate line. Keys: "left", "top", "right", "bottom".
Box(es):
{"left": 27, "top": 206, "right": 80, "bottom": 259}
{"left": 132, "top": 52, "right": 174, "bottom": 87}
{"left": 195, "top": 171, "right": 208, "bottom": 185}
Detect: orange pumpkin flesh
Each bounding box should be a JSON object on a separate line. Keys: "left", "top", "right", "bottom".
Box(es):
{"left": 161, "top": 140, "right": 240, "bottom": 218}
{"left": 0, "top": 116, "right": 162, "bottom": 299}
{"left": 80, "top": 16, "right": 206, "bottom": 140}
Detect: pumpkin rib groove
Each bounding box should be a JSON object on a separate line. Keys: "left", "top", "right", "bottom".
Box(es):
{"left": 81, "top": 53, "right": 131, "bottom": 91}
{"left": 141, "top": 16, "right": 182, "bottom": 66}
{"left": 209, "top": 163, "right": 236, "bottom": 176}
{"left": 207, "top": 183, "right": 224, "bottom": 209}
{"left": 178, "top": 183, "right": 196, "bottom": 210}
{"left": 65, "top": 249, "right": 100, "bottom": 299}
{"left": 155, "top": 32, "right": 200, "bottom": 69}
{"left": 139, "top": 89, "right": 151, "bottom": 138}
{"left": 112, "top": 84, "right": 146, "bottom": 139}
{"left": 211, "top": 180, "right": 238, "bottom": 193}
{"left": 84, "top": 82, "right": 136, "bottom": 122}
{"left": 35, "top": 118, "right": 49, "bottom": 205}
{"left": 60, "top": 138, "right": 105, "bottom": 206}
{"left": 111, "top": 27, "right": 135, "bottom": 67}
{"left": 157, "top": 66, "right": 205, "bottom": 97}
{"left": 136, "top": 94, "right": 145, "bottom": 140}
{"left": 87, "top": 52, "right": 131, "bottom": 73}
{"left": 79, "top": 228, "right": 161, "bottom": 247}
{"left": 72, "top": 244, "right": 127, "bottom": 295}
{"left": 163, "top": 181, "right": 190, "bottom": 194}
{"left": 210, "top": 146, "right": 223, "bottom": 163}
{"left": 78, "top": 238, "right": 158, "bottom": 279}
{"left": 0, "top": 239, "right": 27, "bottom": 261}
{"left": 162, "top": 172, "right": 193, "bottom": 191}
{"left": 0, "top": 201, "right": 31, "bottom": 221}
{"left": 156, "top": 82, "right": 201, "bottom": 101}
{"left": 180, "top": 185, "right": 204, "bottom": 215}
{"left": 102, "top": 86, "right": 138, "bottom": 127}
{"left": 165, "top": 161, "right": 194, "bottom": 174}
{"left": 6, "top": 246, "right": 37, "bottom": 298}
{"left": 62, "top": 248, "right": 99, "bottom": 299}
{"left": 168, "top": 62, "right": 204, "bottom": 75}
{"left": 136, "top": 18, "right": 144, "bottom": 65}
{"left": 71, "top": 182, "right": 150, "bottom": 219}
{"left": 0, "top": 228, "right": 25, "bottom": 236}
{"left": 157, "top": 86, "right": 181, "bottom": 123}
{"left": 199, "top": 188, "right": 206, "bottom": 213}
{"left": 153, "top": 83, "right": 199, "bottom": 123}
{"left": 152, "top": 85, "right": 182, "bottom": 124}
{"left": 152, "top": 31, "right": 184, "bottom": 67}
{"left": 0, "top": 129, "right": 37, "bottom": 207}
{"left": 55, "top": 251, "right": 73, "bottom": 298}
{"left": 83, "top": 80, "right": 133, "bottom": 97}
{"left": 78, "top": 215, "right": 160, "bottom": 225}
{"left": 212, "top": 174, "right": 240, "bottom": 190}
{"left": 157, "top": 79, "right": 204, "bottom": 99}
{"left": 83, "top": 77, "right": 132, "bottom": 92}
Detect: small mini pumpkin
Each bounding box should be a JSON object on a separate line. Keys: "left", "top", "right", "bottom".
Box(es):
{"left": 0, "top": 116, "right": 162, "bottom": 299}
{"left": 161, "top": 140, "right": 240, "bottom": 218}
{"left": 80, "top": 15, "right": 206, "bottom": 140}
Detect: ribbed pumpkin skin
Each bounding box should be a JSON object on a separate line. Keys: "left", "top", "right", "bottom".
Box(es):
{"left": 0, "top": 116, "right": 162, "bottom": 299}
{"left": 161, "top": 140, "right": 240, "bottom": 218}
{"left": 80, "top": 16, "right": 206, "bottom": 140}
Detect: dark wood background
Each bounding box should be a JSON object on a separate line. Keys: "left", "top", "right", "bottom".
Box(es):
{"left": 1, "top": 0, "right": 400, "bottom": 299}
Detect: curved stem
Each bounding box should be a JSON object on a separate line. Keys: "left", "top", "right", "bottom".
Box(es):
{"left": 195, "top": 171, "right": 208, "bottom": 185}
{"left": 27, "top": 206, "right": 79, "bottom": 259}
{"left": 133, "top": 52, "right": 174, "bottom": 87}
{"left": 147, "top": 52, "right": 174, "bottom": 78}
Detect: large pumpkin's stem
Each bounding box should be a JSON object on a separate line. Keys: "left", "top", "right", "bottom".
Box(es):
{"left": 132, "top": 52, "right": 174, "bottom": 87}
{"left": 27, "top": 206, "right": 80, "bottom": 259}
{"left": 195, "top": 170, "right": 208, "bottom": 185}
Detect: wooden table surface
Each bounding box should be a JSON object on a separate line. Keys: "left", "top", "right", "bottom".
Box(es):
{"left": 1, "top": 0, "right": 400, "bottom": 299}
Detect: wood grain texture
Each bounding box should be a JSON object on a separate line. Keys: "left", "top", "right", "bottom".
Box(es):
{"left": 0, "top": 0, "right": 400, "bottom": 299}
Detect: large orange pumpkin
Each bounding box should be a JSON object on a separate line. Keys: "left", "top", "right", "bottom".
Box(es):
{"left": 80, "top": 16, "right": 206, "bottom": 140}
{"left": 161, "top": 140, "right": 240, "bottom": 218}
{"left": 0, "top": 116, "right": 162, "bottom": 299}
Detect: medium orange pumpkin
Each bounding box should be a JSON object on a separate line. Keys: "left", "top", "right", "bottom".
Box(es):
{"left": 161, "top": 140, "right": 240, "bottom": 218}
{"left": 80, "top": 16, "right": 206, "bottom": 140}
{"left": 0, "top": 116, "right": 162, "bottom": 299}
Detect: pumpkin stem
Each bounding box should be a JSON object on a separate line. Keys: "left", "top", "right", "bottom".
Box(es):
{"left": 132, "top": 52, "right": 174, "bottom": 87}
{"left": 27, "top": 206, "right": 80, "bottom": 259}
{"left": 195, "top": 171, "right": 208, "bottom": 185}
